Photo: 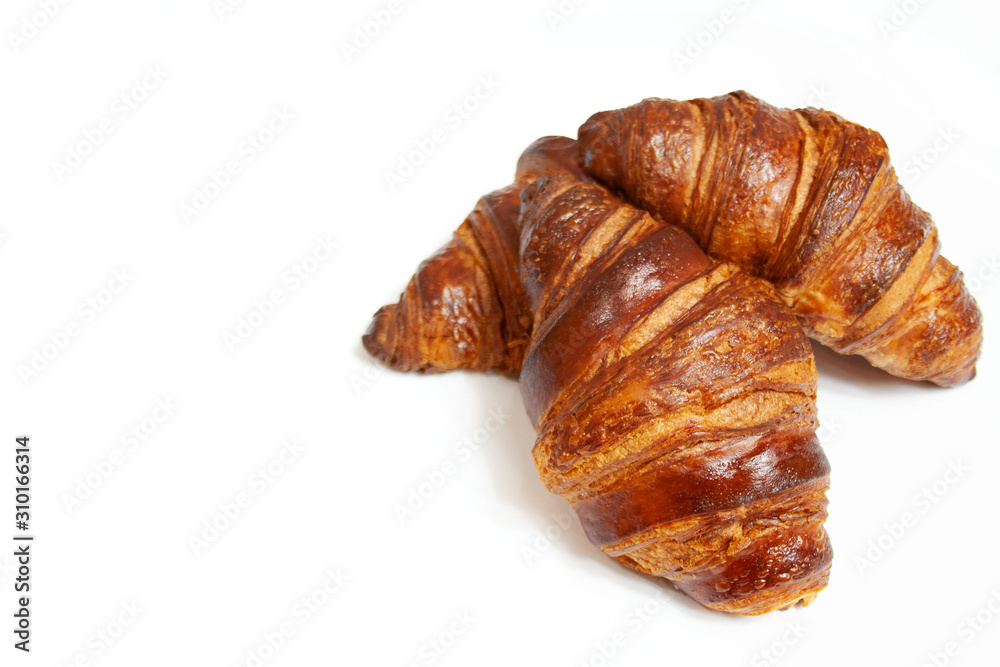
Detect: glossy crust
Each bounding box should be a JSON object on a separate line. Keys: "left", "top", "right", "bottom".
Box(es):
{"left": 362, "top": 185, "right": 530, "bottom": 376}
{"left": 364, "top": 137, "right": 833, "bottom": 614}
{"left": 518, "top": 138, "right": 831, "bottom": 615}
{"left": 361, "top": 140, "right": 584, "bottom": 376}
{"left": 579, "top": 91, "right": 983, "bottom": 387}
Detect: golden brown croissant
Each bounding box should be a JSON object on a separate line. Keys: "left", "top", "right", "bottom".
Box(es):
{"left": 363, "top": 184, "right": 530, "bottom": 377}
{"left": 579, "top": 91, "right": 983, "bottom": 387}
{"left": 364, "top": 137, "right": 833, "bottom": 615}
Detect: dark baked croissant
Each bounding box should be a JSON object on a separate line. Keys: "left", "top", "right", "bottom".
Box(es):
{"left": 364, "top": 137, "right": 833, "bottom": 615}
{"left": 579, "top": 91, "right": 983, "bottom": 387}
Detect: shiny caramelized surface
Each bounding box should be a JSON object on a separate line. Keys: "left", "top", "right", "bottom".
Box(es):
{"left": 579, "top": 91, "right": 982, "bottom": 386}
{"left": 364, "top": 137, "right": 834, "bottom": 614}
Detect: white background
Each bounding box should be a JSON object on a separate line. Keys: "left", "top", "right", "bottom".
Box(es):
{"left": 1, "top": 0, "right": 998, "bottom": 665}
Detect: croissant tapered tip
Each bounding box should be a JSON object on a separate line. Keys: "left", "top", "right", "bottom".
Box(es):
{"left": 675, "top": 524, "right": 833, "bottom": 616}
{"left": 912, "top": 266, "right": 983, "bottom": 387}
{"left": 362, "top": 304, "right": 398, "bottom": 369}
{"left": 927, "top": 285, "right": 983, "bottom": 387}
{"left": 928, "top": 360, "right": 978, "bottom": 388}
{"left": 862, "top": 257, "right": 984, "bottom": 388}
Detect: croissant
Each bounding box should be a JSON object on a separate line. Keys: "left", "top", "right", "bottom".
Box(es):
{"left": 362, "top": 184, "right": 530, "bottom": 377}
{"left": 579, "top": 91, "right": 983, "bottom": 387}
{"left": 364, "top": 137, "right": 833, "bottom": 615}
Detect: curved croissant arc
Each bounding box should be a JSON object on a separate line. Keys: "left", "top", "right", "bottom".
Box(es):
{"left": 361, "top": 143, "right": 586, "bottom": 376}
{"left": 364, "top": 137, "right": 833, "bottom": 615}
{"left": 579, "top": 91, "right": 983, "bottom": 387}
{"left": 363, "top": 184, "right": 530, "bottom": 377}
